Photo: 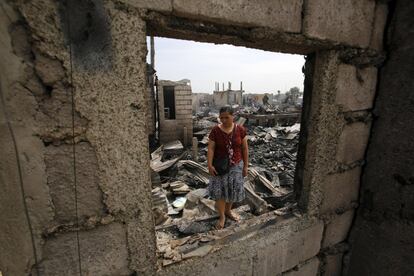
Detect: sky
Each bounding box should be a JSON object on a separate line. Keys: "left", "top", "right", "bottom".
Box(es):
{"left": 147, "top": 37, "right": 305, "bottom": 94}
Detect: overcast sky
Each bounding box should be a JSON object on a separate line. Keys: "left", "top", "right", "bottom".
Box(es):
{"left": 147, "top": 37, "right": 305, "bottom": 94}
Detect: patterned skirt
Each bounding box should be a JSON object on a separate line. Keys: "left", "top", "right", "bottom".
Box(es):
{"left": 208, "top": 161, "right": 245, "bottom": 202}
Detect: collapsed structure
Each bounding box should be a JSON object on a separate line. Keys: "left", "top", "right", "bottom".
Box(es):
{"left": 213, "top": 81, "right": 244, "bottom": 106}
{"left": 1, "top": 0, "right": 413, "bottom": 276}
{"left": 157, "top": 79, "right": 193, "bottom": 146}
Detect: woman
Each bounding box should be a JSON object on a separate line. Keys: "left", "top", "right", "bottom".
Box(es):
{"left": 207, "top": 106, "right": 248, "bottom": 229}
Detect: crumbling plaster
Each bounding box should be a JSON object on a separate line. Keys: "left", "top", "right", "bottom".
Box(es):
{"left": 2, "top": 0, "right": 155, "bottom": 274}
{"left": 0, "top": 2, "right": 55, "bottom": 275}
{"left": 0, "top": 0, "right": 389, "bottom": 275}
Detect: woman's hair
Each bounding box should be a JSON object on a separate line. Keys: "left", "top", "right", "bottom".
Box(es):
{"left": 219, "top": 105, "right": 233, "bottom": 115}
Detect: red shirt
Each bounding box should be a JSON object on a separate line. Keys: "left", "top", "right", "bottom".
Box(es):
{"left": 209, "top": 124, "right": 247, "bottom": 165}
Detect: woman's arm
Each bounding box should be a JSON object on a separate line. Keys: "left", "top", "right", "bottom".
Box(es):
{"left": 241, "top": 136, "right": 248, "bottom": 177}
{"left": 207, "top": 140, "right": 217, "bottom": 176}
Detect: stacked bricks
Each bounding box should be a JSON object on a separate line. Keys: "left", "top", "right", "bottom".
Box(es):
{"left": 1, "top": 0, "right": 389, "bottom": 275}
{"left": 299, "top": 50, "right": 380, "bottom": 275}
{"left": 158, "top": 82, "right": 193, "bottom": 146}
{"left": 174, "top": 85, "right": 193, "bottom": 146}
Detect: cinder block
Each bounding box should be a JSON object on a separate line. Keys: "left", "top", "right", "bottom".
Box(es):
{"left": 175, "top": 85, "right": 192, "bottom": 91}
{"left": 370, "top": 3, "right": 388, "bottom": 51}
{"left": 173, "top": 0, "right": 302, "bottom": 32}
{"left": 321, "top": 167, "right": 361, "bottom": 213}
{"left": 118, "top": 0, "right": 172, "bottom": 12}
{"left": 175, "top": 89, "right": 192, "bottom": 95}
{"left": 323, "top": 254, "right": 343, "bottom": 276}
{"left": 175, "top": 115, "right": 192, "bottom": 119}
{"left": 176, "top": 100, "right": 192, "bottom": 106}
{"left": 335, "top": 65, "right": 377, "bottom": 112}
{"left": 336, "top": 122, "right": 371, "bottom": 164}
{"left": 284, "top": 258, "right": 320, "bottom": 276}
{"left": 175, "top": 101, "right": 186, "bottom": 105}
{"left": 254, "top": 222, "right": 323, "bottom": 275}
{"left": 176, "top": 119, "right": 192, "bottom": 125}
{"left": 39, "top": 223, "right": 131, "bottom": 275}
{"left": 176, "top": 111, "right": 191, "bottom": 116}
{"left": 323, "top": 209, "right": 355, "bottom": 248}
{"left": 44, "top": 143, "right": 105, "bottom": 222}
{"left": 176, "top": 106, "right": 190, "bottom": 110}
{"left": 303, "top": 0, "right": 375, "bottom": 47}
{"left": 176, "top": 109, "right": 192, "bottom": 115}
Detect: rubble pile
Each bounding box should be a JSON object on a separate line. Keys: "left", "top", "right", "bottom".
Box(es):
{"left": 150, "top": 136, "right": 298, "bottom": 266}
{"left": 246, "top": 123, "right": 300, "bottom": 189}
{"left": 151, "top": 111, "right": 301, "bottom": 266}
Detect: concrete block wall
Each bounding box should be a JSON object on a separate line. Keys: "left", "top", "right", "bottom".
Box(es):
{"left": 0, "top": 0, "right": 390, "bottom": 275}
{"left": 192, "top": 93, "right": 213, "bottom": 113}
{"left": 158, "top": 82, "right": 193, "bottom": 146}
{"left": 174, "top": 86, "right": 193, "bottom": 145}
{"left": 298, "top": 50, "right": 379, "bottom": 275}
{"left": 213, "top": 91, "right": 228, "bottom": 107}
{"left": 158, "top": 217, "right": 324, "bottom": 276}
{"left": 212, "top": 90, "right": 243, "bottom": 107}
{"left": 234, "top": 91, "right": 243, "bottom": 105}
{"left": 0, "top": 1, "right": 154, "bottom": 275}
{"left": 146, "top": 86, "right": 156, "bottom": 136}
{"left": 346, "top": 1, "right": 414, "bottom": 275}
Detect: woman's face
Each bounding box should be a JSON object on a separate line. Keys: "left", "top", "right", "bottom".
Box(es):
{"left": 219, "top": 112, "right": 233, "bottom": 127}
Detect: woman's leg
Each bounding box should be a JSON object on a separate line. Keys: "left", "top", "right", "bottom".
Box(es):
{"left": 215, "top": 199, "right": 226, "bottom": 229}
{"left": 225, "top": 202, "right": 240, "bottom": 222}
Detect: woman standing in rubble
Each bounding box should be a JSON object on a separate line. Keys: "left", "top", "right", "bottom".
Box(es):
{"left": 207, "top": 106, "right": 248, "bottom": 230}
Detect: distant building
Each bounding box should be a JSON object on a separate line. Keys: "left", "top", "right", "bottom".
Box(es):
{"left": 154, "top": 79, "right": 193, "bottom": 146}
{"left": 192, "top": 93, "right": 214, "bottom": 114}
{"left": 213, "top": 81, "right": 243, "bottom": 107}
{"left": 243, "top": 93, "right": 275, "bottom": 106}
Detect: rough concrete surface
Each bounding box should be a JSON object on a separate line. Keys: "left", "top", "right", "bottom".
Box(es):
{"left": 303, "top": 0, "right": 376, "bottom": 47}
{"left": 320, "top": 167, "right": 361, "bottom": 213}
{"left": 44, "top": 142, "right": 104, "bottom": 223}
{"left": 347, "top": 0, "right": 414, "bottom": 275}
{"left": 158, "top": 218, "right": 323, "bottom": 276}
{"left": 172, "top": 0, "right": 303, "bottom": 32}
{"left": 119, "top": 0, "right": 173, "bottom": 12}
{"left": 254, "top": 221, "right": 323, "bottom": 275}
{"left": 283, "top": 258, "right": 320, "bottom": 276}
{"left": 323, "top": 253, "right": 343, "bottom": 276}
{"left": 70, "top": 1, "right": 156, "bottom": 272}
{"left": 38, "top": 223, "right": 131, "bottom": 275}
{"left": 0, "top": 1, "right": 55, "bottom": 274}
{"left": 299, "top": 51, "right": 350, "bottom": 214}
{"left": 336, "top": 122, "right": 371, "bottom": 165}
{"left": 335, "top": 64, "right": 378, "bottom": 112}
{"left": 369, "top": 3, "right": 388, "bottom": 51}
{"left": 0, "top": 0, "right": 399, "bottom": 275}
{"left": 348, "top": 221, "right": 414, "bottom": 275}
{"left": 322, "top": 210, "right": 354, "bottom": 248}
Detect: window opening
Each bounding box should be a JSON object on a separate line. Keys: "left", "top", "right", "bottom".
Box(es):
{"left": 146, "top": 36, "right": 306, "bottom": 266}
{"left": 163, "top": 86, "right": 176, "bottom": 120}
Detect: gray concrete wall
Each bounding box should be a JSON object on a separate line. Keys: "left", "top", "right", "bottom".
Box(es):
{"left": 213, "top": 90, "right": 243, "bottom": 107}
{"left": 158, "top": 81, "right": 193, "bottom": 146}
{"left": 213, "top": 91, "right": 228, "bottom": 107}
{"left": 192, "top": 93, "right": 213, "bottom": 113}
{"left": 0, "top": 0, "right": 391, "bottom": 275}
{"left": 0, "top": 0, "right": 155, "bottom": 275}
{"left": 346, "top": 1, "right": 414, "bottom": 275}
